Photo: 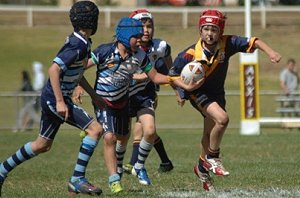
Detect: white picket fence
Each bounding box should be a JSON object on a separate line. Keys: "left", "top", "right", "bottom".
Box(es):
{"left": 0, "top": 5, "right": 300, "bottom": 28}
{"left": 1, "top": 90, "right": 299, "bottom": 130}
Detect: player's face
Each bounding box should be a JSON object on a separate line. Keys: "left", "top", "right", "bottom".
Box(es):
{"left": 141, "top": 19, "right": 154, "bottom": 43}
{"left": 200, "top": 25, "right": 220, "bottom": 46}
{"left": 130, "top": 36, "right": 142, "bottom": 52}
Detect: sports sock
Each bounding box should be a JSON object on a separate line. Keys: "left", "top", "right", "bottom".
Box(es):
{"left": 108, "top": 173, "right": 121, "bottom": 185}
{"left": 116, "top": 142, "right": 126, "bottom": 176}
{"left": 71, "top": 135, "right": 98, "bottom": 182}
{"left": 198, "top": 156, "right": 208, "bottom": 173}
{"left": 129, "top": 139, "right": 140, "bottom": 165}
{"left": 0, "top": 142, "right": 36, "bottom": 177}
{"left": 207, "top": 147, "right": 220, "bottom": 158}
{"left": 154, "top": 136, "right": 171, "bottom": 164}
{"left": 134, "top": 138, "right": 153, "bottom": 170}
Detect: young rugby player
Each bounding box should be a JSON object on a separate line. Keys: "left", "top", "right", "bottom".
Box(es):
{"left": 73, "top": 17, "right": 203, "bottom": 192}
{"left": 122, "top": 9, "right": 174, "bottom": 177}
{"left": 169, "top": 9, "right": 281, "bottom": 191}
{"left": 0, "top": 1, "right": 104, "bottom": 196}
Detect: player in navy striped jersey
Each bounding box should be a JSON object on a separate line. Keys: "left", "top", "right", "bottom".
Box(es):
{"left": 74, "top": 17, "right": 203, "bottom": 191}
{"left": 169, "top": 9, "right": 281, "bottom": 191}
{"left": 122, "top": 9, "right": 174, "bottom": 178}
{"left": 0, "top": 1, "right": 104, "bottom": 196}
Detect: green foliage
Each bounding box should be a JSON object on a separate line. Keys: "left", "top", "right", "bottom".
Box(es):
{"left": 0, "top": 129, "right": 299, "bottom": 197}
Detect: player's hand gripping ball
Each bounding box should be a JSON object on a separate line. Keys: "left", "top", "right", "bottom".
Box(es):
{"left": 180, "top": 61, "right": 205, "bottom": 84}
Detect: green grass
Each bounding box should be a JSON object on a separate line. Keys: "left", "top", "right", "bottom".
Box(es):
{"left": 1, "top": 24, "right": 300, "bottom": 92}
{"left": 0, "top": 25, "right": 297, "bottom": 128}
{"left": 1, "top": 17, "right": 300, "bottom": 197}
{"left": 0, "top": 129, "right": 299, "bottom": 197}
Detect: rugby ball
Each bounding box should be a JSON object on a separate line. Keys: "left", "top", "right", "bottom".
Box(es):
{"left": 180, "top": 61, "right": 205, "bottom": 84}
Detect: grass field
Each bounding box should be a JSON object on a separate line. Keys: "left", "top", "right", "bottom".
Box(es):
{"left": 0, "top": 24, "right": 300, "bottom": 129}
{"left": 1, "top": 11, "right": 300, "bottom": 197}
{"left": 0, "top": 129, "right": 299, "bottom": 197}
{"left": 1, "top": 24, "right": 300, "bottom": 92}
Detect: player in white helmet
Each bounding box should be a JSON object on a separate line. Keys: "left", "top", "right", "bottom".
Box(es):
{"left": 122, "top": 9, "right": 177, "bottom": 180}
{"left": 73, "top": 16, "right": 203, "bottom": 191}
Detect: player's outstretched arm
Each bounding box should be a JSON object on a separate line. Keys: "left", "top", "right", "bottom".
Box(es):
{"left": 254, "top": 39, "right": 282, "bottom": 63}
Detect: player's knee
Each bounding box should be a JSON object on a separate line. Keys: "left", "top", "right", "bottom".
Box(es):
{"left": 104, "top": 133, "right": 117, "bottom": 145}
{"left": 32, "top": 141, "right": 52, "bottom": 154}
{"left": 216, "top": 114, "right": 229, "bottom": 129}
{"left": 144, "top": 131, "right": 156, "bottom": 142}
{"left": 87, "top": 121, "right": 103, "bottom": 139}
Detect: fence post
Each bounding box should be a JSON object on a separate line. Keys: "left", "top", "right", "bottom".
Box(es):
{"left": 27, "top": 7, "right": 33, "bottom": 27}
{"left": 104, "top": 7, "right": 111, "bottom": 28}
{"left": 259, "top": 0, "right": 267, "bottom": 29}
{"left": 182, "top": 8, "right": 188, "bottom": 29}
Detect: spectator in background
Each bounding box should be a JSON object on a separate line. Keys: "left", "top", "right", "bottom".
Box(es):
{"left": 13, "top": 70, "right": 39, "bottom": 132}
{"left": 279, "top": 58, "right": 298, "bottom": 108}
{"left": 32, "top": 61, "right": 45, "bottom": 112}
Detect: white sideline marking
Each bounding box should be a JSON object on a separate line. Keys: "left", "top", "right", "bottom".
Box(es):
{"left": 159, "top": 188, "right": 300, "bottom": 198}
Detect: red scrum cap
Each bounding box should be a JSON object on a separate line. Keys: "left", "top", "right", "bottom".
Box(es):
{"left": 199, "top": 9, "right": 226, "bottom": 35}
{"left": 129, "top": 9, "right": 153, "bottom": 20}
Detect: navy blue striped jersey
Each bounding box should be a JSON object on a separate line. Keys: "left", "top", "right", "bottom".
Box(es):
{"left": 169, "top": 35, "right": 257, "bottom": 97}
{"left": 43, "top": 32, "right": 92, "bottom": 98}
{"left": 91, "top": 42, "right": 152, "bottom": 109}
{"left": 129, "top": 39, "right": 171, "bottom": 97}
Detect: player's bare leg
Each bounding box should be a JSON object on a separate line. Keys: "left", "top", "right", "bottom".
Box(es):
{"left": 202, "top": 103, "right": 229, "bottom": 176}
{"left": 103, "top": 133, "right": 123, "bottom": 193}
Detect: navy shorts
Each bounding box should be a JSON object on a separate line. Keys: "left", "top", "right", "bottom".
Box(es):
{"left": 40, "top": 94, "right": 94, "bottom": 140}
{"left": 129, "top": 92, "right": 157, "bottom": 118}
{"left": 189, "top": 92, "right": 226, "bottom": 116}
{"left": 95, "top": 105, "right": 130, "bottom": 136}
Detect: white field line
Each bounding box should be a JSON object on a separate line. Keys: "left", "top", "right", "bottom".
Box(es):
{"left": 159, "top": 188, "right": 300, "bottom": 198}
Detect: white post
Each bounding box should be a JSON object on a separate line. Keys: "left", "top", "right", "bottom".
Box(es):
{"left": 27, "top": 7, "right": 33, "bottom": 27}
{"left": 260, "top": 0, "right": 267, "bottom": 29}
{"left": 104, "top": 7, "right": 111, "bottom": 28}
{"left": 239, "top": 0, "right": 261, "bottom": 135}
{"left": 182, "top": 8, "right": 188, "bottom": 29}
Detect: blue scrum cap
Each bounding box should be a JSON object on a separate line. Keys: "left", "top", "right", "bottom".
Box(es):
{"left": 69, "top": 1, "right": 99, "bottom": 35}
{"left": 115, "top": 17, "right": 144, "bottom": 49}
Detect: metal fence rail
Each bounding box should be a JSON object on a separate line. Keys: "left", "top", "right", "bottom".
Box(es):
{"left": 0, "top": 90, "right": 293, "bottom": 131}
{"left": 0, "top": 5, "right": 300, "bottom": 28}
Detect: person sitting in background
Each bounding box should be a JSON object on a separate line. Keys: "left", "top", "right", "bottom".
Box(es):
{"left": 279, "top": 58, "right": 298, "bottom": 109}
